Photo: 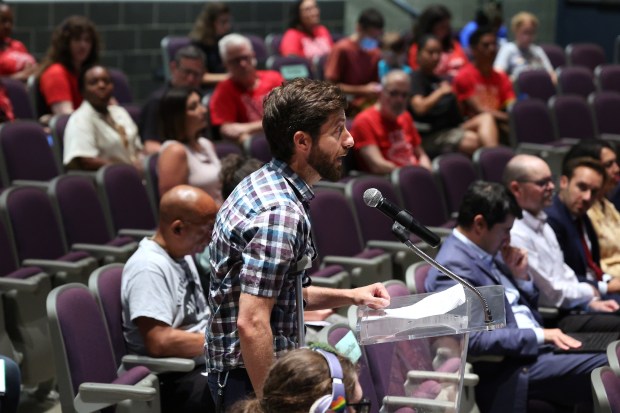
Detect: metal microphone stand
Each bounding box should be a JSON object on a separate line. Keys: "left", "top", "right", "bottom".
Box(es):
{"left": 391, "top": 222, "right": 494, "bottom": 325}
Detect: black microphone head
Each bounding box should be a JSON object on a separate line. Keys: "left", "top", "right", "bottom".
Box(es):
{"left": 363, "top": 188, "right": 383, "bottom": 208}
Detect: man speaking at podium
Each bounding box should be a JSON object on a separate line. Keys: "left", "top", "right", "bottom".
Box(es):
{"left": 426, "top": 181, "right": 606, "bottom": 413}
{"left": 205, "top": 78, "right": 390, "bottom": 411}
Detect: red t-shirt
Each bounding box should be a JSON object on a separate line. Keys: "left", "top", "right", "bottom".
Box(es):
{"left": 0, "top": 38, "right": 35, "bottom": 76}
{"left": 324, "top": 37, "right": 380, "bottom": 85}
{"left": 453, "top": 63, "right": 515, "bottom": 115}
{"left": 280, "top": 25, "right": 333, "bottom": 60}
{"left": 351, "top": 106, "right": 422, "bottom": 170}
{"left": 39, "top": 63, "right": 82, "bottom": 108}
{"left": 408, "top": 40, "right": 467, "bottom": 79}
{"left": 0, "top": 84, "right": 14, "bottom": 121}
{"left": 209, "top": 70, "right": 284, "bottom": 126}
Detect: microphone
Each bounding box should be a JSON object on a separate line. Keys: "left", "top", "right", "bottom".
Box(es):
{"left": 363, "top": 188, "right": 441, "bottom": 248}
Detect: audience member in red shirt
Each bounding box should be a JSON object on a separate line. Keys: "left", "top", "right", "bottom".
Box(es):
{"left": 324, "top": 8, "right": 383, "bottom": 117}
{"left": 281, "top": 0, "right": 333, "bottom": 60}
{"left": 408, "top": 5, "right": 468, "bottom": 79}
{"left": 453, "top": 27, "right": 515, "bottom": 128}
{"left": 0, "top": 3, "right": 36, "bottom": 81}
{"left": 209, "top": 33, "right": 284, "bottom": 144}
{"left": 351, "top": 70, "right": 431, "bottom": 174}
{"left": 37, "top": 15, "right": 101, "bottom": 120}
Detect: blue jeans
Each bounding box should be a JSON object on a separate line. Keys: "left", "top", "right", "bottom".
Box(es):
{"left": 207, "top": 368, "right": 253, "bottom": 413}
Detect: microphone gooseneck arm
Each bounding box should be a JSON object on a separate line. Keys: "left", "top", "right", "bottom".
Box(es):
{"left": 391, "top": 222, "right": 493, "bottom": 325}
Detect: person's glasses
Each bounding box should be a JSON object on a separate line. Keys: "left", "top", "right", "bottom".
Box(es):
{"left": 346, "top": 398, "right": 371, "bottom": 413}
{"left": 227, "top": 55, "right": 254, "bottom": 66}
{"left": 385, "top": 90, "right": 408, "bottom": 98}
{"left": 517, "top": 176, "right": 554, "bottom": 188}
{"left": 178, "top": 66, "right": 202, "bottom": 78}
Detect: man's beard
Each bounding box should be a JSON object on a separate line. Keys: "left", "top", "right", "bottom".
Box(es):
{"left": 308, "top": 145, "right": 344, "bottom": 182}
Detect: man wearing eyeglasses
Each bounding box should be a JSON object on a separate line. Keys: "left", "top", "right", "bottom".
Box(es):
{"left": 209, "top": 33, "right": 284, "bottom": 144}
{"left": 350, "top": 69, "right": 431, "bottom": 174}
{"left": 505, "top": 155, "right": 620, "bottom": 325}
{"left": 139, "top": 45, "right": 207, "bottom": 154}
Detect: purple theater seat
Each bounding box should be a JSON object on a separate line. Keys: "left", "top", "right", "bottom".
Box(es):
{"left": 516, "top": 69, "right": 555, "bottom": 101}
{"left": 432, "top": 153, "right": 478, "bottom": 215}
{"left": 509, "top": 98, "right": 558, "bottom": 146}
{"left": 549, "top": 95, "right": 597, "bottom": 140}
{"left": 473, "top": 146, "right": 515, "bottom": 183}
{"left": 557, "top": 66, "right": 596, "bottom": 98}
{"left": 589, "top": 91, "right": 620, "bottom": 136}
{"left": 566, "top": 42, "right": 606, "bottom": 72}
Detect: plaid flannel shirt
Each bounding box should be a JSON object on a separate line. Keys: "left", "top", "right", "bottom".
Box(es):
{"left": 206, "top": 158, "right": 315, "bottom": 372}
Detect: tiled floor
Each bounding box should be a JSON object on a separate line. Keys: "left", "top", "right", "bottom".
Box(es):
{"left": 17, "top": 391, "right": 61, "bottom": 413}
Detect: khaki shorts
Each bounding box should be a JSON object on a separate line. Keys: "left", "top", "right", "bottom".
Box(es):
{"left": 422, "top": 127, "right": 465, "bottom": 157}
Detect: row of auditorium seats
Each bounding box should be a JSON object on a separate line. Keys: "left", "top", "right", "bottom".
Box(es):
{"left": 515, "top": 65, "right": 620, "bottom": 102}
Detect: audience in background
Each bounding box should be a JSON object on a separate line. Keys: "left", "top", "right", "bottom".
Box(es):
{"left": 0, "top": 354, "right": 20, "bottom": 413}
{"left": 209, "top": 33, "right": 283, "bottom": 143}
{"left": 494, "top": 12, "right": 555, "bottom": 83}
{"left": 351, "top": 69, "right": 431, "bottom": 174}
{"left": 0, "top": 2, "right": 36, "bottom": 81}
{"left": 139, "top": 45, "right": 206, "bottom": 154}
{"left": 506, "top": 154, "right": 620, "bottom": 312}
{"left": 229, "top": 347, "right": 362, "bottom": 413}
{"left": 426, "top": 181, "right": 607, "bottom": 413}
{"left": 121, "top": 185, "right": 217, "bottom": 413}
{"left": 460, "top": 1, "right": 507, "bottom": 56}
{"left": 377, "top": 32, "right": 412, "bottom": 80}
{"left": 545, "top": 157, "right": 620, "bottom": 300}
{"left": 281, "top": 0, "right": 333, "bottom": 60}
{"left": 408, "top": 5, "right": 467, "bottom": 78}
{"left": 63, "top": 64, "right": 144, "bottom": 172}
{"left": 324, "top": 8, "right": 383, "bottom": 117}
{"left": 410, "top": 34, "right": 498, "bottom": 158}
{"left": 157, "top": 87, "right": 223, "bottom": 204}
{"left": 453, "top": 27, "right": 515, "bottom": 134}
{"left": 189, "top": 2, "right": 231, "bottom": 87}
{"left": 38, "top": 15, "right": 100, "bottom": 118}
{"left": 0, "top": 81, "right": 14, "bottom": 122}
{"left": 564, "top": 141, "right": 620, "bottom": 279}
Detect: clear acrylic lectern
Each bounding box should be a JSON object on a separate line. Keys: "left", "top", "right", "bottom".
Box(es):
{"left": 355, "top": 284, "right": 506, "bottom": 413}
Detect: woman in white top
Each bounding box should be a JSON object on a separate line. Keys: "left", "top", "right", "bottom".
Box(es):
{"left": 158, "top": 87, "right": 223, "bottom": 205}
{"left": 494, "top": 12, "right": 556, "bottom": 83}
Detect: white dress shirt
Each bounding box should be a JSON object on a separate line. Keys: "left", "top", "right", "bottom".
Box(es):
{"left": 510, "top": 210, "right": 595, "bottom": 309}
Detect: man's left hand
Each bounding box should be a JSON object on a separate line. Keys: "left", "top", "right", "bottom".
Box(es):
{"left": 351, "top": 283, "right": 391, "bottom": 309}
{"left": 501, "top": 245, "right": 529, "bottom": 280}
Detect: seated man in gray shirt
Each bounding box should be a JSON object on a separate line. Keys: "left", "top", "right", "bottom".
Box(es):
{"left": 122, "top": 185, "right": 217, "bottom": 413}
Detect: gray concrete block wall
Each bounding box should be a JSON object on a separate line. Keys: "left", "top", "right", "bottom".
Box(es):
{"left": 9, "top": 1, "right": 345, "bottom": 104}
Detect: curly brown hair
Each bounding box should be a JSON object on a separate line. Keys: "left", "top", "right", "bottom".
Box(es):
{"left": 39, "top": 15, "right": 101, "bottom": 76}
{"left": 189, "top": 2, "right": 230, "bottom": 46}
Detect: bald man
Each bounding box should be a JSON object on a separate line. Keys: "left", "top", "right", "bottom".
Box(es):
{"left": 121, "top": 185, "right": 217, "bottom": 413}
{"left": 351, "top": 69, "right": 431, "bottom": 174}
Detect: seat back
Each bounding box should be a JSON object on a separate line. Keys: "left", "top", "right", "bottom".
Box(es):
{"left": 509, "top": 98, "right": 557, "bottom": 145}
{"left": 46, "top": 283, "right": 119, "bottom": 411}
{"left": 408, "top": 261, "right": 431, "bottom": 294}
{"left": 214, "top": 141, "right": 243, "bottom": 159}
{"left": 566, "top": 42, "right": 606, "bottom": 72}
{"left": 0, "top": 186, "right": 68, "bottom": 261}
{"left": 26, "top": 74, "right": 49, "bottom": 119}
{"left": 49, "top": 113, "right": 71, "bottom": 163}
{"left": 89, "top": 263, "right": 127, "bottom": 366}
{"left": 391, "top": 166, "right": 450, "bottom": 227}
{"left": 0, "top": 120, "right": 61, "bottom": 187}
{"left": 549, "top": 95, "right": 597, "bottom": 140}
{"left": 160, "top": 36, "right": 192, "bottom": 80}
{"left": 265, "top": 33, "right": 283, "bottom": 56}
{"left": 589, "top": 91, "right": 620, "bottom": 135}
{"left": 312, "top": 54, "right": 329, "bottom": 80}
{"left": 0, "top": 216, "right": 19, "bottom": 276}
{"left": 345, "top": 175, "right": 403, "bottom": 244}
{"left": 309, "top": 188, "right": 365, "bottom": 259}
{"left": 595, "top": 64, "right": 620, "bottom": 94}
{"left": 109, "top": 68, "right": 134, "bottom": 104}
{"left": 143, "top": 152, "right": 160, "bottom": 214}
{"left": 265, "top": 55, "right": 312, "bottom": 80}
{"left": 96, "top": 164, "right": 157, "bottom": 233}
{"left": 49, "top": 175, "right": 113, "bottom": 246}
{"left": 557, "top": 66, "right": 596, "bottom": 98}
{"left": 515, "top": 69, "right": 555, "bottom": 101}
{"left": 473, "top": 146, "right": 515, "bottom": 183}
{"left": 243, "top": 132, "right": 272, "bottom": 163}
{"left": 2, "top": 77, "right": 35, "bottom": 119}
{"left": 432, "top": 153, "right": 478, "bottom": 214}
{"left": 383, "top": 279, "right": 409, "bottom": 297}
{"left": 591, "top": 366, "right": 620, "bottom": 413}
{"left": 540, "top": 43, "right": 566, "bottom": 69}
{"left": 244, "top": 34, "right": 268, "bottom": 68}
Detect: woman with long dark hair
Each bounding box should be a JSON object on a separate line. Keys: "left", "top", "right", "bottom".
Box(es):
{"left": 281, "top": 0, "right": 333, "bottom": 60}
